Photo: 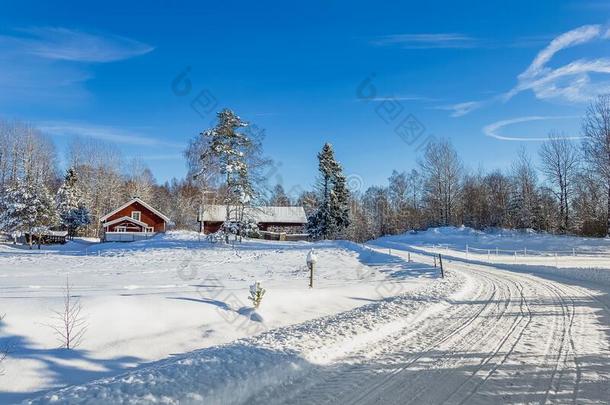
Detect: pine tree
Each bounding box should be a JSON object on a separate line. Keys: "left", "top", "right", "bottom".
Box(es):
{"left": 56, "top": 168, "right": 91, "bottom": 238}
{"left": 0, "top": 178, "right": 57, "bottom": 247}
{"left": 307, "top": 143, "right": 350, "bottom": 239}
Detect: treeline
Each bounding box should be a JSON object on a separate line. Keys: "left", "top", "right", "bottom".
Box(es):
{"left": 344, "top": 95, "right": 610, "bottom": 241}
{"left": 0, "top": 122, "right": 207, "bottom": 236}
{"left": 1, "top": 95, "right": 610, "bottom": 241}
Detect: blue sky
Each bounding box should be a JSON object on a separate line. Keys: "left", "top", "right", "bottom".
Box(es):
{"left": 1, "top": 0, "right": 610, "bottom": 196}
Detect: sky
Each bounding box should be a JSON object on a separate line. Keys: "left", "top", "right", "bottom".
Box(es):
{"left": 1, "top": 0, "right": 610, "bottom": 198}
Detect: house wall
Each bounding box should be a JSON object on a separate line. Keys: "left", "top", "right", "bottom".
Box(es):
{"left": 203, "top": 221, "right": 306, "bottom": 234}
{"left": 105, "top": 233, "right": 156, "bottom": 242}
{"left": 204, "top": 221, "right": 223, "bottom": 234}
{"left": 104, "top": 201, "right": 166, "bottom": 232}
{"left": 258, "top": 222, "right": 306, "bottom": 232}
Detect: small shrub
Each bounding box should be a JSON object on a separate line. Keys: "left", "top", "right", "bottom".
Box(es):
{"left": 248, "top": 281, "right": 266, "bottom": 309}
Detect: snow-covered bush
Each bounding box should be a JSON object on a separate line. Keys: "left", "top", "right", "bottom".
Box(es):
{"left": 240, "top": 219, "right": 260, "bottom": 238}
{"left": 248, "top": 281, "right": 266, "bottom": 309}
{"left": 210, "top": 219, "right": 260, "bottom": 242}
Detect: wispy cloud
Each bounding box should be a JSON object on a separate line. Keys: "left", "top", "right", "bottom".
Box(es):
{"left": 370, "top": 33, "right": 550, "bottom": 50}
{"left": 371, "top": 33, "right": 478, "bottom": 49}
{"left": 441, "top": 24, "right": 610, "bottom": 118}
{"left": 0, "top": 27, "right": 153, "bottom": 105}
{"left": 0, "top": 27, "right": 153, "bottom": 62}
{"left": 482, "top": 115, "right": 581, "bottom": 141}
{"left": 39, "top": 122, "right": 183, "bottom": 148}
{"left": 434, "top": 100, "right": 487, "bottom": 117}
{"left": 505, "top": 24, "right": 610, "bottom": 103}
{"left": 367, "top": 94, "right": 438, "bottom": 102}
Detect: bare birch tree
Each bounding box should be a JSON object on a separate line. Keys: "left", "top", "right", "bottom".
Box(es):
{"left": 419, "top": 139, "right": 462, "bottom": 226}
{"left": 582, "top": 94, "right": 610, "bottom": 236}
{"left": 539, "top": 133, "right": 580, "bottom": 232}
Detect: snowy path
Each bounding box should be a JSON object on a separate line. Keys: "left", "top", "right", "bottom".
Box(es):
{"left": 250, "top": 249, "right": 610, "bottom": 404}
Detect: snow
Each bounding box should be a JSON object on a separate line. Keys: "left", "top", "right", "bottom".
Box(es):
{"left": 3, "top": 227, "right": 610, "bottom": 403}
{"left": 370, "top": 226, "right": 610, "bottom": 286}
{"left": 0, "top": 231, "right": 435, "bottom": 403}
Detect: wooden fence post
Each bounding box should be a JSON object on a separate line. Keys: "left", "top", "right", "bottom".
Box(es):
{"left": 309, "top": 262, "right": 315, "bottom": 288}
{"left": 438, "top": 254, "right": 444, "bottom": 278}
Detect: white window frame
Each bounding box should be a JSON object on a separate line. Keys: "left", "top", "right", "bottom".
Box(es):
{"left": 131, "top": 211, "right": 141, "bottom": 221}
{"left": 146, "top": 227, "right": 154, "bottom": 233}
{"left": 116, "top": 226, "right": 127, "bottom": 232}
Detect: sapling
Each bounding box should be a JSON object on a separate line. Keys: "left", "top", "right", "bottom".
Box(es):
{"left": 49, "top": 277, "right": 87, "bottom": 349}
{"left": 248, "top": 281, "right": 266, "bottom": 309}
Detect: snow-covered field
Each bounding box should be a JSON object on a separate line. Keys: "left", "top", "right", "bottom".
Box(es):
{"left": 0, "top": 232, "right": 436, "bottom": 403}
{"left": 2, "top": 228, "right": 610, "bottom": 404}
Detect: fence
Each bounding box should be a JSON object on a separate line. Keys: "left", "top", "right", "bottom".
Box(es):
{"left": 419, "top": 243, "right": 610, "bottom": 268}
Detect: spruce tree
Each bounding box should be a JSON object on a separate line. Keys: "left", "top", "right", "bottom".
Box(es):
{"left": 307, "top": 143, "right": 350, "bottom": 239}
{"left": 56, "top": 168, "right": 91, "bottom": 238}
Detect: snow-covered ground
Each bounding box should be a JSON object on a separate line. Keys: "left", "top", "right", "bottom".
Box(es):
{"left": 2, "top": 228, "right": 610, "bottom": 404}
{"left": 0, "top": 231, "right": 437, "bottom": 403}
{"left": 372, "top": 227, "right": 610, "bottom": 285}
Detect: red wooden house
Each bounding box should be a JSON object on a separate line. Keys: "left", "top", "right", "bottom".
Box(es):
{"left": 100, "top": 197, "right": 171, "bottom": 242}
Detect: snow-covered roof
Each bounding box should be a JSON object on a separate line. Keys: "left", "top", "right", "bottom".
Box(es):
{"left": 202, "top": 205, "right": 307, "bottom": 224}
{"left": 102, "top": 216, "right": 150, "bottom": 229}
{"left": 100, "top": 198, "right": 171, "bottom": 223}
{"left": 28, "top": 230, "right": 69, "bottom": 237}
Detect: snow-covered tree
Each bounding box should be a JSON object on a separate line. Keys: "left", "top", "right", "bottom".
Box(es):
{"left": 123, "top": 159, "right": 156, "bottom": 203}
{"left": 0, "top": 178, "right": 57, "bottom": 247}
{"left": 307, "top": 143, "right": 350, "bottom": 239}
{"left": 269, "top": 184, "right": 291, "bottom": 206}
{"left": 198, "top": 109, "right": 259, "bottom": 242}
{"left": 67, "top": 138, "right": 124, "bottom": 237}
{"left": 56, "top": 168, "right": 91, "bottom": 238}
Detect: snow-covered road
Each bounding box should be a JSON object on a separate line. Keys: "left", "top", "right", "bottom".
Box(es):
{"left": 251, "top": 249, "right": 610, "bottom": 404}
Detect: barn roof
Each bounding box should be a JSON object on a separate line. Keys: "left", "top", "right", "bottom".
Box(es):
{"left": 100, "top": 197, "right": 171, "bottom": 223}
{"left": 202, "top": 205, "right": 307, "bottom": 224}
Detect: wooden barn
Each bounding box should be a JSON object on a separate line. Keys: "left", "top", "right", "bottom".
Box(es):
{"left": 200, "top": 205, "right": 307, "bottom": 236}
{"left": 100, "top": 197, "right": 171, "bottom": 242}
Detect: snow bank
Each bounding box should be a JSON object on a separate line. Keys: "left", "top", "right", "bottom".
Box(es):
{"left": 23, "top": 270, "right": 464, "bottom": 404}
{"left": 376, "top": 226, "right": 610, "bottom": 255}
